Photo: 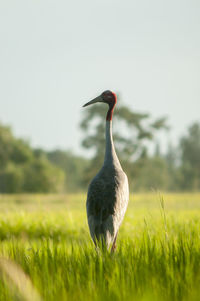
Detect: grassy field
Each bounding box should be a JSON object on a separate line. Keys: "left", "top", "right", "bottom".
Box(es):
{"left": 0, "top": 192, "right": 200, "bottom": 301}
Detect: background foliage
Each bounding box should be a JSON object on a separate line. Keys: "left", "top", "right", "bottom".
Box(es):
{"left": 0, "top": 123, "right": 65, "bottom": 193}
{"left": 0, "top": 99, "right": 199, "bottom": 193}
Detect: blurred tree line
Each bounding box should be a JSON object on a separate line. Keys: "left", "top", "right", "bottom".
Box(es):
{"left": 80, "top": 98, "right": 200, "bottom": 192}
{"left": 0, "top": 123, "right": 64, "bottom": 193}
{"left": 0, "top": 99, "right": 199, "bottom": 193}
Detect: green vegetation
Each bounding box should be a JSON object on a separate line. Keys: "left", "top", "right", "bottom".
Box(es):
{"left": 47, "top": 150, "right": 88, "bottom": 192}
{"left": 0, "top": 193, "right": 200, "bottom": 301}
{"left": 80, "top": 100, "right": 200, "bottom": 192}
{"left": 178, "top": 123, "right": 200, "bottom": 190}
{"left": 0, "top": 123, "right": 65, "bottom": 193}
{"left": 1, "top": 100, "right": 200, "bottom": 193}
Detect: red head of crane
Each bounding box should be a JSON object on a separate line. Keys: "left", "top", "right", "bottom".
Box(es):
{"left": 83, "top": 90, "right": 129, "bottom": 251}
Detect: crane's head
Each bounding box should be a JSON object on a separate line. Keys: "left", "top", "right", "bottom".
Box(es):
{"left": 83, "top": 90, "right": 117, "bottom": 108}
{"left": 83, "top": 90, "right": 117, "bottom": 121}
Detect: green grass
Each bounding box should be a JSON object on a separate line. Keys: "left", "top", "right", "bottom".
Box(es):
{"left": 0, "top": 193, "right": 200, "bottom": 301}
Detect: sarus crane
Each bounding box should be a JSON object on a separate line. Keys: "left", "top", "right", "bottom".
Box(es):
{"left": 83, "top": 90, "right": 129, "bottom": 251}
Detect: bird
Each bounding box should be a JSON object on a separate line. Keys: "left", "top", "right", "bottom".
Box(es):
{"left": 83, "top": 90, "right": 129, "bottom": 251}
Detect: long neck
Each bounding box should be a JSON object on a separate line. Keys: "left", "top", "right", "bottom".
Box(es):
{"left": 103, "top": 120, "right": 122, "bottom": 169}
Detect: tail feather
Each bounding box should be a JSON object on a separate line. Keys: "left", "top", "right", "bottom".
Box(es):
{"left": 94, "top": 224, "right": 105, "bottom": 240}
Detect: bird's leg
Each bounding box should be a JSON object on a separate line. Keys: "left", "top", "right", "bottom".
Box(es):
{"left": 111, "top": 231, "right": 118, "bottom": 253}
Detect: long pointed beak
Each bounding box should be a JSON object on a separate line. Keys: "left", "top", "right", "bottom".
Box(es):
{"left": 82, "top": 95, "right": 103, "bottom": 107}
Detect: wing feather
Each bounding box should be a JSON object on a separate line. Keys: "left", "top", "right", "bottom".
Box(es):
{"left": 86, "top": 167, "right": 129, "bottom": 247}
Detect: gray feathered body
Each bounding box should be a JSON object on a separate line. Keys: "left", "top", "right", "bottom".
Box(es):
{"left": 86, "top": 121, "right": 129, "bottom": 249}
{"left": 86, "top": 165, "right": 129, "bottom": 248}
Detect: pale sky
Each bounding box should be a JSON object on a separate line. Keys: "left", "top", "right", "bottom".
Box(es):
{"left": 0, "top": 0, "right": 199, "bottom": 156}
